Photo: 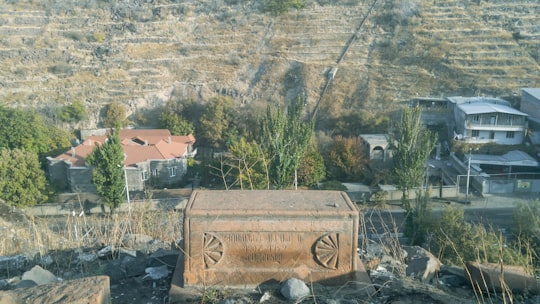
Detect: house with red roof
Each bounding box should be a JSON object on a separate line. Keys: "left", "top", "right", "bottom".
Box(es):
{"left": 47, "top": 129, "right": 196, "bottom": 194}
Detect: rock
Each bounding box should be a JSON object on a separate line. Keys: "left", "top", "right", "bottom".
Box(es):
{"left": 147, "top": 249, "right": 179, "bottom": 270}
{"left": 439, "top": 274, "right": 466, "bottom": 288}
{"left": 438, "top": 265, "right": 467, "bottom": 288}
{"left": 259, "top": 291, "right": 272, "bottom": 302}
{"left": 218, "top": 297, "right": 251, "bottom": 304}
{"left": 120, "top": 251, "right": 146, "bottom": 277}
{"left": 143, "top": 265, "right": 169, "bottom": 280}
{"left": 78, "top": 252, "right": 97, "bottom": 263}
{"left": 402, "top": 246, "right": 441, "bottom": 282}
{"left": 97, "top": 246, "right": 114, "bottom": 259}
{"left": 0, "top": 292, "right": 19, "bottom": 304}
{"left": 103, "top": 260, "right": 125, "bottom": 284}
{"left": 38, "top": 255, "right": 53, "bottom": 267}
{"left": 0, "top": 256, "right": 28, "bottom": 276}
{"left": 465, "top": 261, "right": 540, "bottom": 295}
{"left": 325, "top": 299, "right": 358, "bottom": 304}
{"left": 21, "top": 266, "right": 59, "bottom": 286}
{"left": 14, "top": 280, "right": 37, "bottom": 289}
{"left": 1, "top": 275, "right": 110, "bottom": 304}
{"left": 280, "top": 278, "right": 310, "bottom": 301}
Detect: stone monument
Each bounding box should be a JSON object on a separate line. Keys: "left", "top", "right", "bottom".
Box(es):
{"left": 170, "top": 190, "right": 371, "bottom": 301}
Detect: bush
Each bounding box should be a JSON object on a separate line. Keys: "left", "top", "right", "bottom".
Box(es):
{"left": 58, "top": 101, "right": 87, "bottom": 123}
{"left": 512, "top": 200, "right": 540, "bottom": 266}
{"left": 263, "top": 0, "right": 305, "bottom": 15}
{"left": 430, "top": 206, "right": 530, "bottom": 269}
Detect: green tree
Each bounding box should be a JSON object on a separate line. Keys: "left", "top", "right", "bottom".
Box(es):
{"left": 210, "top": 137, "right": 269, "bottom": 190}
{"left": 512, "top": 200, "right": 540, "bottom": 266}
{"left": 387, "top": 106, "right": 437, "bottom": 206}
{"left": 198, "top": 96, "right": 237, "bottom": 149}
{"left": 0, "top": 148, "right": 49, "bottom": 207}
{"left": 158, "top": 110, "right": 194, "bottom": 135}
{"left": 325, "top": 136, "right": 367, "bottom": 181}
{"left": 298, "top": 143, "right": 326, "bottom": 187}
{"left": 58, "top": 100, "right": 87, "bottom": 123}
{"left": 0, "top": 106, "right": 71, "bottom": 156}
{"left": 102, "top": 101, "right": 128, "bottom": 128}
{"left": 86, "top": 128, "right": 125, "bottom": 213}
{"left": 259, "top": 97, "right": 314, "bottom": 189}
{"left": 404, "top": 190, "right": 434, "bottom": 246}
{"left": 263, "top": 0, "right": 305, "bottom": 15}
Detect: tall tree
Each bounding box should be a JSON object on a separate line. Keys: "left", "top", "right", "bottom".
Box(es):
{"left": 0, "top": 106, "right": 71, "bottom": 156}
{"left": 198, "top": 96, "right": 237, "bottom": 149}
{"left": 297, "top": 142, "right": 326, "bottom": 187}
{"left": 387, "top": 106, "right": 437, "bottom": 208}
{"left": 0, "top": 148, "right": 49, "bottom": 207}
{"left": 86, "top": 128, "right": 125, "bottom": 213}
{"left": 259, "top": 97, "right": 314, "bottom": 189}
{"left": 210, "top": 137, "right": 269, "bottom": 190}
{"left": 158, "top": 110, "right": 194, "bottom": 135}
{"left": 325, "top": 136, "right": 367, "bottom": 181}
{"left": 102, "top": 101, "right": 128, "bottom": 128}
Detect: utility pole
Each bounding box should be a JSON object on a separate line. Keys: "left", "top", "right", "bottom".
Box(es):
{"left": 466, "top": 149, "right": 472, "bottom": 202}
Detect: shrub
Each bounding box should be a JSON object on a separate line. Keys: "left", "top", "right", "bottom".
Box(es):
{"left": 512, "top": 200, "right": 540, "bottom": 266}
{"left": 63, "top": 31, "right": 84, "bottom": 41}
{"left": 58, "top": 101, "right": 87, "bottom": 123}
{"left": 430, "top": 206, "right": 530, "bottom": 269}
{"left": 90, "top": 30, "right": 106, "bottom": 43}
{"left": 263, "top": 0, "right": 305, "bottom": 15}
{"left": 315, "top": 180, "right": 347, "bottom": 191}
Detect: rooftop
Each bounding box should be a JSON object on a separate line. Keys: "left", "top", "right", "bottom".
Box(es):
{"left": 522, "top": 88, "right": 540, "bottom": 100}
{"left": 53, "top": 129, "right": 195, "bottom": 167}
{"left": 457, "top": 102, "right": 527, "bottom": 116}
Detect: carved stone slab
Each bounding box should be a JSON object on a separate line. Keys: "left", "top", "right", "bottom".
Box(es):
{"left": 181, "top": 190, "right": 359, "bottom": 287}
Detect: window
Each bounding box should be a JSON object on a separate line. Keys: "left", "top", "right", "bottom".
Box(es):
{"left": 471, "top": 130, "right": 479, "bottom": 137}
{"left": 489, "top": 131, "right": 495, "bottom": 140}
{"left": 168, "top": 166, "right": 177, "bottom": 177}
{"left": 152, "top": 168, "right": 158, "bottom": 176}
{"left": 472, "top": 115, "right": 480, "bottom": 122}
{"left": 506, "top": 131, "right": 515, "bottom": 139}
{"left": 141, "top": 170, "right": 149, "bottom": 181}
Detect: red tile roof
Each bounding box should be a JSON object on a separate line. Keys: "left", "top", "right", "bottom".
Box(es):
{"left": 53, "top": 129, "right": 195, "bottom": 167}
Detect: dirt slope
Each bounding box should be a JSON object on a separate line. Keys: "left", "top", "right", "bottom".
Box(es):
{"left": 0, "top": 0, "right": 539, "bottom": 128}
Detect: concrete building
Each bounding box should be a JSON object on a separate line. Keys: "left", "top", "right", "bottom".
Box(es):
{"left": 448, "top": 96, "right": 528, "bottom": 145}
{"left": 521, "top": 88, "right": 540, "bottom": 123}
{"left": 521, "top": 88, "right": 540, "bottom": 147}
{"left": 359, "top": 134, "right": 392, "bottom": 162}
{"left": 48, "top": 129, "right": 196, "bottom": 194}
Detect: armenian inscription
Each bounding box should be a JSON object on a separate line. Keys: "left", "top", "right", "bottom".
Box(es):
{"left": 180, "top": 190, "right": 360, "bottom": 287}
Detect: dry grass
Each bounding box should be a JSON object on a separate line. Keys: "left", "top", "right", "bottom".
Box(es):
{"left": 0, "top": 202, "right": 183, "bottom": 258}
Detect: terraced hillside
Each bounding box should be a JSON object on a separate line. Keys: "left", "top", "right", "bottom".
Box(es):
{"left": 0, "top": 0, "right": 539, "bottom": 129}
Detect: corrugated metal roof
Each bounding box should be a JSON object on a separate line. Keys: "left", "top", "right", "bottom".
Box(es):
{"left": 447, "top": 96, "right": 511, "bottom": 106}
{"left": 458, "top": 102, "right": 527, "bottom": 116}
{"left": 470, "top": 150, "right": 538, "bottom": 167}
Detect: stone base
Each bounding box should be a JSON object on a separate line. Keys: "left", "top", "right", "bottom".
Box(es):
{"left": 0, "top": 275, "right": 110, "bottom": 304}
{"left": 169, "top": 251, "right": 375, "bottom": 303}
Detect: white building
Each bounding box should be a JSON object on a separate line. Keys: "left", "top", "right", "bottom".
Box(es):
{"left": 449, "top": 96, "right": 528, "bottom": 145}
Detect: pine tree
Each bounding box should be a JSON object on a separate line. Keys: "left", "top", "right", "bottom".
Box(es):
{"left": 86, "top": 127, "right": 125, "bottom": 213}
{"left": 0, "top": 148, "right": 48, "bottom": 207}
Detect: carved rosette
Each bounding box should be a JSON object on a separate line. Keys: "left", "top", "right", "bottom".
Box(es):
{"left": 314, "top": 233, "right": 339, "bottom": 269}
{"left": 203, "top": 233, "right": 223, "bottom": 268}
